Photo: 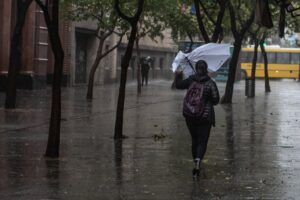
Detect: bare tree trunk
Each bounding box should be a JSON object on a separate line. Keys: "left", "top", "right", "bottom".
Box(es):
{"left": 211, "top": 0, "right": 226, "bottom": 42}
{"left": 186, "top": 32, "right": 194, "bottom": 53}
{"left": 136, "top": 38, "right": 141, "bottom": 95}
{"left": 46, "top": 48, "right": 64, "bottom": 158}
{"left": 221, "top": 2, "right": 254, "bottom": 104}
{"left": 87, "top": 39, "right": 104, "bottom": 100}
{"left": 5, "top": 0, "right": 33, "bottom": 109}
{"left": 114, "top": 140, "right": 123, "bottom": 181}
{"left": 220, "top": 40, "right": 242, "bottom": 104}
{"left": 279, "top": 5, "right": 286, "bottom": 38}
{"left": 114, "top": 27, "right": 138, "bottom": 138}
{"left": 194, "top": 0, "right": 226, "bottom": 43}
{"left": 260, "top": 38, "right": 271, "bottom": 92}
{"left": 86, "top": 32, "right": 123, "bottom": 100}
{"left": 36, "top": 0, "right": 64, "bottom": 157}
{"left": 249, "top": 38, "right": 259, "bottom": 98}
{"left": 193, "top": 0, "right": 210, "bottom": 43}
{"left": 114, "top": 0, "right": 144, "bottom": 139}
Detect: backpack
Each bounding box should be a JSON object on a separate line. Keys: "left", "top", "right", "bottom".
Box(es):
{"left": 183, "top": 82, "right": 205, "bottom": 118}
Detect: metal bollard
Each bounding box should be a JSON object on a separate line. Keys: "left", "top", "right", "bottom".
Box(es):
{"left": 245, "top": 78, "right": 255, "bottom": 97}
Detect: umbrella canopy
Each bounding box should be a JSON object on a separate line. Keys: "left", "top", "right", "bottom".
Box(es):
{"left": 172, "top": 43, "right": 231, "bottom": 79}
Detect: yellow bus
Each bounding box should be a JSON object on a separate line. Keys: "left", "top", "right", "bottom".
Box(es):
{"left": 240, "top": 47, "right": 300, "bottom": 79}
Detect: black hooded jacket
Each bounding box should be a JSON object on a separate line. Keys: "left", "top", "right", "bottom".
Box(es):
{"left": 175, "top": 74, "right": 220, "bottom": 126}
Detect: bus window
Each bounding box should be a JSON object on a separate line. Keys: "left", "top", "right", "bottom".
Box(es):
{"left": 267, "top": 52, "right": 276, "bottom": 63}
{"left": 257, "top": 52, "right": 263, "bottom": 63}
{"left": 240, "top": 51, "right": 248, "bottom": 62}
{"left": 290, "top": 53, "right": 300, "bottom": 64}
{"left": 247, "top": 52, "right": 254, "bottom": 62}
{"left": 277, "top": 52, "right": 290, "bottom": 64}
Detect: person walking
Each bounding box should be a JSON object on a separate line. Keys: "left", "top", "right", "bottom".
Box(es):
{"left": 141, "top": 57, "right": 150, "bottom": 86}
{"left": 174, "top": 60, "right": 220, "bottom": 180}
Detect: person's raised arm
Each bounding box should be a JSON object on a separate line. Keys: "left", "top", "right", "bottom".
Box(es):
{"left": 175, "top": 71, "right": 192, "bottom": 89}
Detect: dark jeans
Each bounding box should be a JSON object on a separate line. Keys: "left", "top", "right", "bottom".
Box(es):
{"left": 142, "top": 73, "right": 148, "bottom": 86}
{"left": 185, "top": 119, "right": 212, "bottom": 160}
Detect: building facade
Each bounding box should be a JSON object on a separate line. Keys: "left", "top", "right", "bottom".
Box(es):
{"left": 0, "top": 1, "right": 176, "bottom": 90}
{"left": 0, "top": 0, "right": 72, "bottom": 91}
{"left": 70, "top": 21, "right": 177, "bottom": 86}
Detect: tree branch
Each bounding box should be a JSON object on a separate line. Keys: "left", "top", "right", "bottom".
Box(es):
{"left": 24, "top": 0, "right": 33, "bottom": 8}
{"left": 99, "top": 33, "right": 124, "bottom": 60}
{"left": 46, "top": 0, "right": 49, "bottom": 10}
{"left": 115, "top": 0, "right": 144, "bottom": 25}
{"left": 198, "top": 0, "right": 216, "bottom": 25}
{"left": 193, "top": 0, "right": 210, "bottom": 43}
{"left": 90, "top": 13, "right": 104, "bottom": 24}
{"left": 35, "top": 0, "right": 52, "bottom": 29}
{"left": 133, "top": 0, "right": 144, "bottom": 22}
{"left": 187, "top": 31, "right": 194, "bottom": 53}
{"left": 103, "top": 29, "right": 114, "bottom": 40}
{"left": 114, "top": 0, "right": 133, "bottom": 23}
{"left": 35, "top": 0, "right": 47, "bottom": 13}
{"left": 211, "top": 0, "right": 227, "bottom": 42}
{"left": 240, "top": 9, "right": 255, "bottom": 36}
{"left": 228, "top": 1, "right": 238, "bottom": 39}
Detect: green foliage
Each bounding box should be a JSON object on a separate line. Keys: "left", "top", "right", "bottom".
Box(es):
{"left": 62, "top": 0, "right": 173, "bottom": 43}
{"left": 166, "top": 0, "right": 230, "bottom": 43}
{"left": 199, "top": 0, "right": 229, "bottom": 37}
{"left": 61, "top": 0, "right": 128, "bottom": 34}
{"left": 135, "top": 0, "right": 175, "bottom": 42}
{"left": 247, "top": 0, "right": 300, "bottom": 46}
{"left": 166, "top": 1, "right": 199, "bottom": 43}
{"left": 269, "top": 2, "right": 300, "bottom": 33}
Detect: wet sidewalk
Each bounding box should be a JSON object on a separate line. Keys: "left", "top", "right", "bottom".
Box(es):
{"left": 0, "top": 79, "right": 300, "bottom": 200}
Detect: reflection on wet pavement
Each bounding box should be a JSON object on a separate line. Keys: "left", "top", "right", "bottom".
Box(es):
{"left": 0, "top": 79, "right": 300, "bottom": 199}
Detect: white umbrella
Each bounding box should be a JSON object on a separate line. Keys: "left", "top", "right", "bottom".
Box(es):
{"left": 172, "top": 43, "right": 231, "bottom": 79}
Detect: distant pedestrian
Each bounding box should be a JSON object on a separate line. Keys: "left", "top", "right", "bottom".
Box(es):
{"left": 141, "top": 57, "right": 150, "bottom": 86}
{"left": 174, "top": 60, "right": 220, "bottom": 180}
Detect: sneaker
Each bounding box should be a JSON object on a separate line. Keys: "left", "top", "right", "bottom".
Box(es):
{"left": 192, "top": 168, "right": 200, "bottom": 180}
{"left": 194, "top": 158, "right": 201, "bottom": 169}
